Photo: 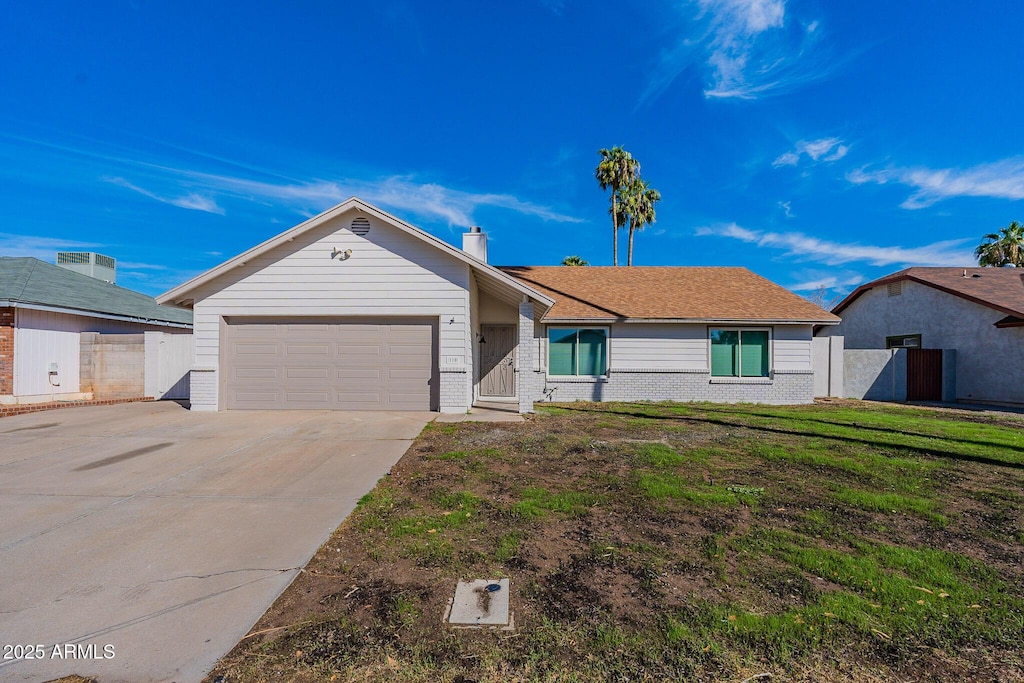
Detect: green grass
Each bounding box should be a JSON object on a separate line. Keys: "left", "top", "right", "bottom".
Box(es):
{"left": 636, "top": 472, "right": 740, "bottom": 506}
{"left": 831, "top": 486, "right": 947, "bottom": 525}
{"left": 633, "top": 442, "right": 687, "bottom": 467}
{"left": 212, "top": 400, "right": 1024, "bottom": 683}
{"left": 511, "top": 486, "right": 603, "bottom": 518}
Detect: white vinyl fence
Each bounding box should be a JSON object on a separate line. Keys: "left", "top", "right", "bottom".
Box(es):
{"left": 144, "top": 331, "right": 194, "bottom": 400}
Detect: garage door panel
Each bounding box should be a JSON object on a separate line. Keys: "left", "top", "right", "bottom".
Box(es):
{"left": 234, "top": 368, "right": 279, "bottom": 379}
{"left": 337, "top": 345, "right": 382, "bottom": 357}
{"left": 234, "top": 343, "right": 280, "bottom": 355}
{"left": 336, "top": 368, "right": 382, "bottom": 380}
{"left": 231, "top": 391, "right": 280, "bottom": 403}
{"left": 388, "top": 368, "right": 431, "bottom": 379}
{"left": 223, "top": 318, "right": 437, "bottom": 410}
{"left": 232, "top": 324, "right": 280, "bottom": 336}
{"left": 285, "top": 344, "right": 330, "bottom": 355}
{"left": 285, "top": 368, "right": 330, "bottom": 379}
{"left": 284, "top": 391, "right": 331, "bottom": 405}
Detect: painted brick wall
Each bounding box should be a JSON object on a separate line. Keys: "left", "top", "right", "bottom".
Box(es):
{"left": 539, "top": 368, "right": 814, "bottom": 405}
{"left": 439, "top": 368, "right": 468, "bottom": 412}
{"left": 189, "top": 367, "right": 218, "bottom": 411}
{"left": 0, "top": 308, "right": 13, "bottom": 396}
{"left": 518, "top": 302, "right": 540, "bottom": 413}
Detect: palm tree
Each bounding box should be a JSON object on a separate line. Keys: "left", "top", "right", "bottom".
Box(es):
{"left": 619, "top": 179, "right": 661, "bottom": 266}
{"left": 975, "top": 221, "right": 1024, "bottom": 267}
{"left": 595, "top": 147, "right": 639, "bottom": 266}
{"left": 561, "top": 255, "right": 588, "bottom": 266}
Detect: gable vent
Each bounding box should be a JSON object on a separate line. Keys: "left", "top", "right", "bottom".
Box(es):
{"left": 350, "top": 216, "right": 371, "bottom": 236}
{"left": 886, "top": 281, "right": 903, "bottom": 297}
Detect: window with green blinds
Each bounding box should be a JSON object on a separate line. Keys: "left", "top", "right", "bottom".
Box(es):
{"left": 710, "top": 330, "right": 739, "bottom": 377}
{"left": 739, "top": 331, "right": 769, "bottom": 377}
{"left": 548, "top": 328, "right": 578, "bottom": 376}
{"left": 548, "top": 328, "right": 608, "bottom": 376}
{"left": 710, "top": 329, "right": 770, "bottom": 378}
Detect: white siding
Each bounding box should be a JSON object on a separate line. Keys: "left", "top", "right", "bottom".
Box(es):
{"left": 610, "top": 324, "right": 707, "bottom": 370}
{"left": 13, "top": 309, "right": 170, "bottom": 397}
{"left": 191, "top": 210, "right": 473, "bottom": 410}
{"left": 772, "top": 325, "right": 814, "bottom": 371}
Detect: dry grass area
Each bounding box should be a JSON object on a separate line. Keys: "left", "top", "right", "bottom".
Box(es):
{"left": 207, "top": 401, "right": 1024, "bottom": 682}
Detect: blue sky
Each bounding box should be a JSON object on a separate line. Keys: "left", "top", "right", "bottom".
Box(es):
{"left": 2, "top": 1, "right": 1023, "bottom": 300}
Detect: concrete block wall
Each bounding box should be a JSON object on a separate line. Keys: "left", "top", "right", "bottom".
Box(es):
{"left": 0, "top": 308, "right": 13, "bottom": 396}
{"left": 80, "top": 333, "right": 146, "bottom": 399}
{"left": 539, "top": 368, "right": 815, "bottom": 405}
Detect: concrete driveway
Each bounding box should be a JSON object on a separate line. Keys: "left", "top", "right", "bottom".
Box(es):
{"left": 0, "top": 401, "right": 432, "bottom": 683}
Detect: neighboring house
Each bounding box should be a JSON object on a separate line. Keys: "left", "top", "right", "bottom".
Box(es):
{"left": 818, "top": 267, "right": 1024, "bottom": 405}
{"left": 0, "top": 257, "right": 193, "bottom": 404}
{"left": 157, "top": 198, "right": 838, "bottom": 413}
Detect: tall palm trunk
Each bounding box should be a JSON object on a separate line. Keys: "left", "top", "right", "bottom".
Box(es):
{"left": 627, "top": 226, "right": 634, "bottom": 266}
{"left": 612, "top": 190, "right": 619, "bottom": 266}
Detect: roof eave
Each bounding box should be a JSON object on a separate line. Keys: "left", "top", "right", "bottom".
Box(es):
{"left": 1, "top": 301, "right": 192, "bottom": 328}
{"left": 540, "top": 316, "right": 840, "bottom": 325}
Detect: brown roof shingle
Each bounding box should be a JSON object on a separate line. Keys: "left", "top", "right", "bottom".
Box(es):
{"left": 499, "top": 266, "right": 839, "bottom": 323}
{"left": 833, "top": 267, "right": 1024, "bottom": 320}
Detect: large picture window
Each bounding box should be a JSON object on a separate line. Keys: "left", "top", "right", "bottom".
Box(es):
{"left": 548, "top": 328, "right": 608, "bottom": 376}
{"left": 710, "top": 329, "right": 770, "bottom": 378}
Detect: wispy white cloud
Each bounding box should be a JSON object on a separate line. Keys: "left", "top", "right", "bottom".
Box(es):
{"left": 695, "top": 222, "right": 975, "bottom": 267}
{"left": 642, "top": 0, "right": 829, "bottom": 103}
{"left": 777, "top": 200, "right": 794, "bottom": 217}
{"left": 6, "top": 131, "right": 583, "bottom": 229}
{"left": 105, "top": 176, "right": 225, "bottom": 214}
{"left": 773, "top": 137, "right": 848, "bottom": 167}
{"left": 117, "top": 260, "right": 168, "bottom": 270}
{"left": 847, "top": 158, "right": 1024, "bottom": 209}
{"left": 181, "top": 172, "right": 584, "bottom": 228}
{"left": 0, "top": 233, "right": 100, "bottom": 261}
{"left": 785, "top": 270, "right": 865, "bottom": 292}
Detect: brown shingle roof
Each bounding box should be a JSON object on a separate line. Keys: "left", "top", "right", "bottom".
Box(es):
{"left": 833, "top": 267, "right": 1024, "bottom": 320}
{"left": 499, "top": 266, "right": 839, "bottom": 323}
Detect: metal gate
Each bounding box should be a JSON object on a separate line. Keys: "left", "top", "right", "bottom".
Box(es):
{"left": 907, "top": 349, "right": 942, "bottom": 401}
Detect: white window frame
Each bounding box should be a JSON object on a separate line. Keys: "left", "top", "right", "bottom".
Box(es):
{"left": 708, "top": 327, "right": 773, "bottom": 379}
{"left": 546, "top": 326, "right": 610, "bottom": 378}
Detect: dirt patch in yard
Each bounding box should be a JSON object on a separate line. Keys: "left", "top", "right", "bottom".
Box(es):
{"left": 208, "top": 401, "right": 1024, "bottom": 683}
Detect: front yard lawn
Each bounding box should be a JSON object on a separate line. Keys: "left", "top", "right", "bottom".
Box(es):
{"left": 208, "top": 401, "right": 1024, "bottom": 682}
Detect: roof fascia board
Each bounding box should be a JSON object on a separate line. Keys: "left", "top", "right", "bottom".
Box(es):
{"left": 1, "top": 301, "right": 192, "bottom": 328}
{"left": 157, "top": 197, "right": 553, "bottom": 309}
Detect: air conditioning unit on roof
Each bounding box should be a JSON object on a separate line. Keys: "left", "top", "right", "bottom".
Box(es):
{"left": 55, "top": 252, "right": 116, "bottom": 284}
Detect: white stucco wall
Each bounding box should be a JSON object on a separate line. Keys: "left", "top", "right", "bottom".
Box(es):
{"left": 820, "top": 280, "right": 1024, "bottom": 403}
{"left": 188, "top": 209, "right": 474, "bottom": 411}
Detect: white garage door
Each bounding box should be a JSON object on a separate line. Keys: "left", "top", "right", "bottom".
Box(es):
{"left": 222, "top": 318, "right": 438, "bottom": 410}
